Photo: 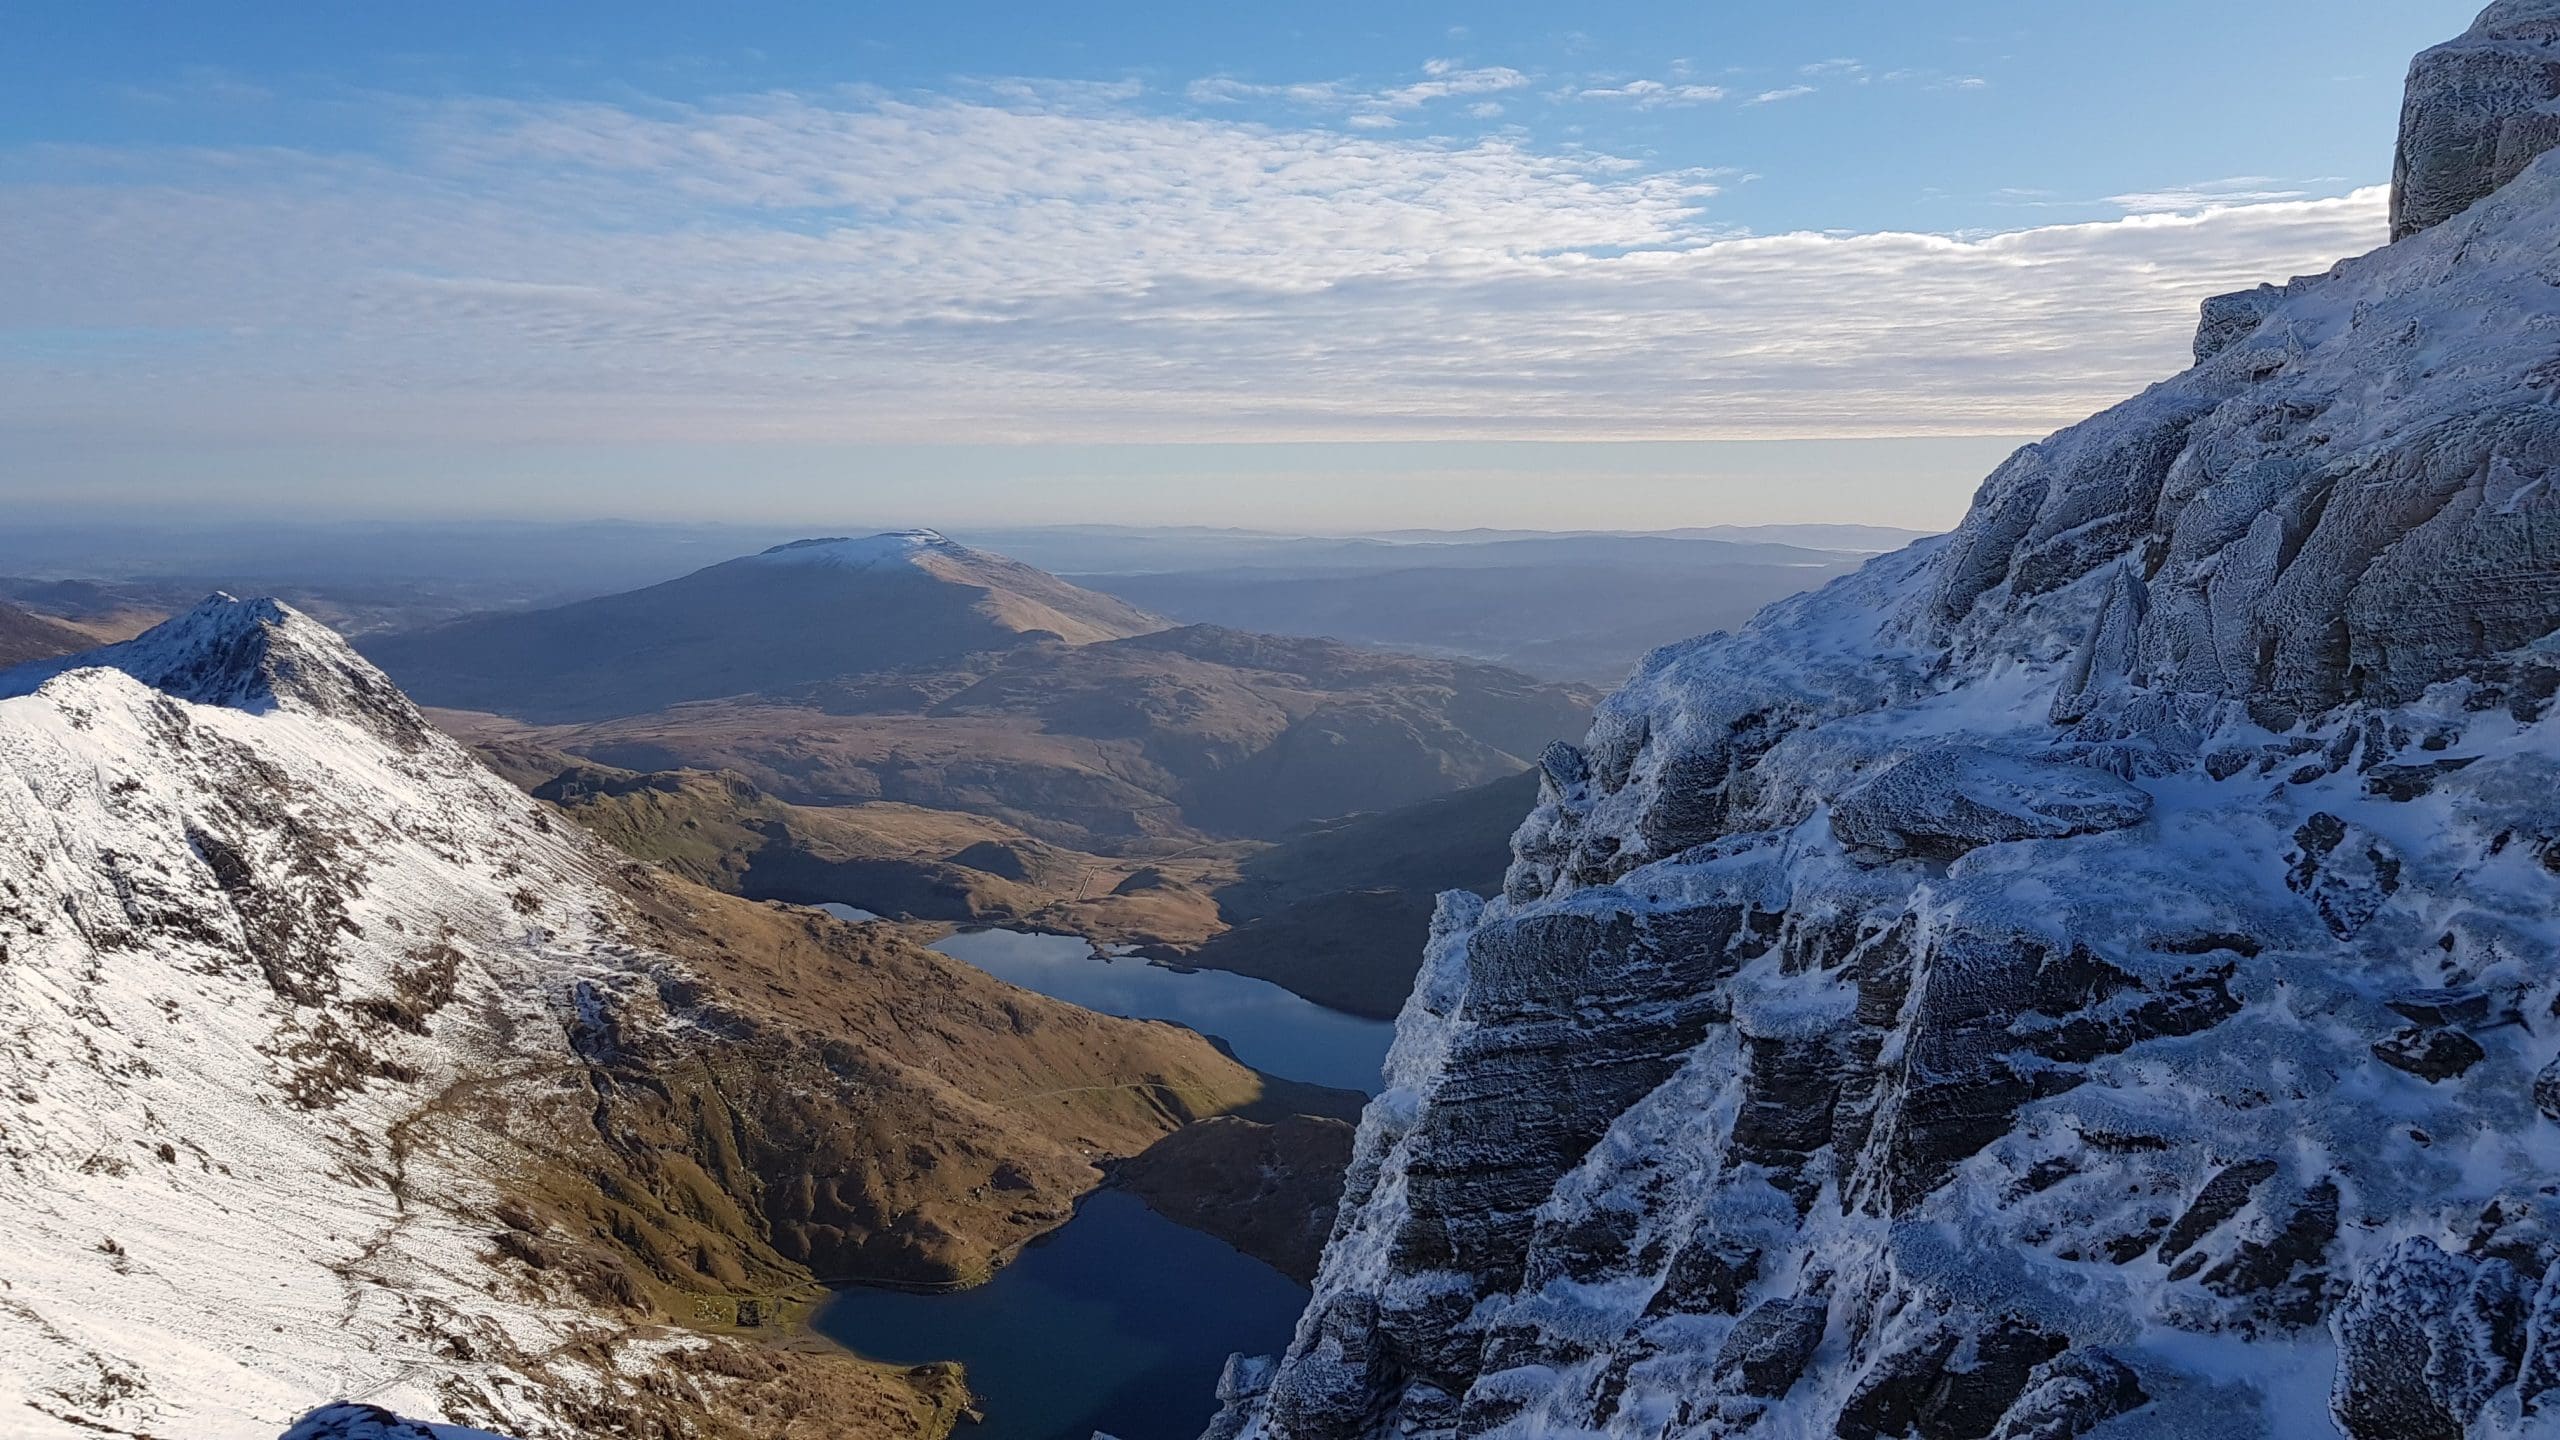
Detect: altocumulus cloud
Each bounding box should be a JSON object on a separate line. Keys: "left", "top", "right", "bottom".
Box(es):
{"left": 0, "top": 83, "right": 2385, "bottom": 446}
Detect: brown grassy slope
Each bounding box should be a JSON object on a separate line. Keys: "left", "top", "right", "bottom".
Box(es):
{"left": 0, "top": 600, "right": 108, "bottom": 667}
{"left": 566, "top": 868, "right": 1294, "bottom": 1289}
{"left": 362, "top": 539, "right": 1166, "bottom": 722}
{"left": 455, "top": 738, "right": 1240, "bottom": 947}
{"left": 454, "top": 627, "right": 1590, "bottom": 848}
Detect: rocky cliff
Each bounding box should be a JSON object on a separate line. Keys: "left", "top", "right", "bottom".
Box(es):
{"left": 2394, "top": 0, "right": 2560, "bottom": 240}
{"left": 1213, "top": 10, "right": 2560, "bottom": 1440}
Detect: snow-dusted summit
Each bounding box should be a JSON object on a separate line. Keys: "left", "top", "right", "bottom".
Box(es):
{"left": 744, "top": 529, "right": 963, "bottom": 570}
{"left": 1211, "top": 9, "right": 2560, "bottom": 1440}
{"left": 0, "top": 593, "right": 1283, "bottom": 1440}
{"left": 361, "top": 529, "right": 1166, "bottom": 721}
{"left": 0, "top": 598, "right": 654, "bottom": 1436}
{"left": 3, "top": 593, "right": 436, "bottom": 747}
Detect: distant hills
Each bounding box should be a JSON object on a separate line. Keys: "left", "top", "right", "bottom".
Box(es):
{"left": 364, "top": 530, "right": 1164, "bottom": 721}
{"left": 12, "top": 519, "right": 1931, "bottom": 686}
{"left": 439, "top": 619, "right": 1592, "bottom": 847}
{"left": 1047, "top": 530, "right": 1921, "bottom": 684}
{"left": 375, "top": 532, "right": 1593, "bottom": 846}
{"left": 0, "top": 601, "right": 99, "bottom": 668}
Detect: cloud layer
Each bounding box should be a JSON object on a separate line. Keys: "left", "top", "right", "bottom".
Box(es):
{"left": 0, "top": 81, "right": 2388, "bottom": 448}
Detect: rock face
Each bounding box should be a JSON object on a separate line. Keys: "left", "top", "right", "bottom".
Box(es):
{"left": 1212, "top": 14, "right": 2560, "bottom": 1440}
{"left": 2393, "top": 0, "right": 2560, "bottom": 240}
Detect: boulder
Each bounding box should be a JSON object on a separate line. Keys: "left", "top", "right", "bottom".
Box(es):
{"left": 1830, "top": 746, "right": 2152, "bottom": 861}
{"left": 2331, "top": 1237, "right": 2527, "bottom": 1439}
{"left": 1712, "top": 1298, "right": 1828, "bottom": 1398}
{"left": 2393, "top": 0, "right": 2560, "bottom": 239}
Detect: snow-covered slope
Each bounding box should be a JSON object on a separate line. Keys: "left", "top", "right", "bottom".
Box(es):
{"left": 1211, "top": 10, "right": 2560, "bottom": 1440}
{"left": 744, "top": 530, "right": 966, "bottom": 572}
{"left": 0, "top": 595, "right": 667, "bottom": 1436}
{"left": 0, "top": 593, "right": 1295, "bottom": 1440}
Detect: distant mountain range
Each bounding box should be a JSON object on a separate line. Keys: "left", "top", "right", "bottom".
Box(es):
{"left": 362, "top": 530, "right": 1164, "bottom": 722}
{"left": 2, "top": 521, "right": 1930, "bottom": 682}
{"left": 374, "top": 534, "right": 1597, "bottom": 846}
{"left": 1070, "top": 537, "right": 1880, "bottom": 685}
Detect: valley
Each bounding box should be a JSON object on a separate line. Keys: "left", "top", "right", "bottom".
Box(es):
{"left": 0, "top": 597, "right": 1361, "bottom": 1438}
{"left": 11, "top": 5, "right": 2552, "bottom": 1435}
{"left": 375, "top": 531, "right": 1600, "bottom": 1024}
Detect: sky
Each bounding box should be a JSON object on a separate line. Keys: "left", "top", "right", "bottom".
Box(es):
{"left": 0, "top": 0, "right": 2482, "bottom": 531}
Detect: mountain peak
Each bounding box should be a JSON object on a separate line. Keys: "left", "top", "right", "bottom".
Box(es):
{"left": 747, "top": 530, "right": 961, "bottom": 570}
{"left": 2, "top": 593, "right": 437, "bottom": 749}
{"left": 363, "top": 533, "right": 1165, "bottom": 722}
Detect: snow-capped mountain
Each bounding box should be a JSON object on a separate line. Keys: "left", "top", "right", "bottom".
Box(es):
{"left": 360, "top": 529, "right": 1166, "bottom": 722}
{"left": 0, "top": 593, "right": 1280, "bottom": 1439}
{"left": 1212, "top": 8, "right": 2560, "bottom": 1440}
{"left": 0, "top": 595, "right": 665, "bottom": 1436}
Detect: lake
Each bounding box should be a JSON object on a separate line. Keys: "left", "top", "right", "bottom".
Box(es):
{"left": 818, "top": 908, "right": 1395, "bottom": 1096}
{"left": 805, "top": 908, "right": 1393, "bottom": 1440}
{"left": 811, "top": 1190, "right": 1309, "bottom": 1440}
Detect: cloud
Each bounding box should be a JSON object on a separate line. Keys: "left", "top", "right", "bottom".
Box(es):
{"left": 1185, "top": 61, "right": 1527, "bottom": 121}
{"left": 1745, "top": 84, "right": 1818, "bottom": 105}
{"left": 2105, "top": 176, "right": 2321, "bottom": 213}
{"left": 113, "top": 66, "right": 276, "bottom": 107}
{"left": 1576, "top": 78, "right": 1729, "bottom": 108}
{"left": 0, "top": 83, "right": 2391, "bottom": 448}
{"left": 1991, "top": 175, "right": 2330, "bottom": 216}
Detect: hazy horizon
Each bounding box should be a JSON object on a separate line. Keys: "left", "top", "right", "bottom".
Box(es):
{"left": 6, "top": 436, "right": 2021, "bottom": 533}
{"left": 2, "top": 0, "right": 2477, "bottom": 528}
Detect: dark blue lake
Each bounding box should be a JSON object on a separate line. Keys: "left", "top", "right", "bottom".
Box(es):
{"left": 810, "top": 1190, "right": 1310, "bottom": 1440}
{"left": 818, "top": 909, "right": 1395, "bottom": 1096}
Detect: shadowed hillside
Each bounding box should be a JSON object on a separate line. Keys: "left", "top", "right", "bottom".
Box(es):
{"left": 365, "top": 530, "right": 1167, "bottom": 721}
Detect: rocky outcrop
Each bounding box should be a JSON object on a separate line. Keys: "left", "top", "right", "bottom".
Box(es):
{"left": 1211, "top": 11, "right": 2560, "bottom": 1440}
{"left": 1828, "top": 745, "right": 2152, "bottom": 860}
{"left": 2393, "top": 0, "right": 2560, "bottom": 239}
{"left": 280, "top": 1404, "right": 518, "bottom": 1440}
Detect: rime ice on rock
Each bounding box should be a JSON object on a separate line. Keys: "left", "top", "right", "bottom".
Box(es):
{"left": 1207, "top": 7, "right": 2560, "bottom": 1439}
{"left": 2393, "top": 0, "right": 2560, "bottom": 240}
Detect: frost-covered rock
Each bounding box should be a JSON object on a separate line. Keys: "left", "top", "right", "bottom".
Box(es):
{"left": 280, "top": 1403, "right": 520, "bottom": 1440}
{"left": 2393, "top": 0, "right": 2560, "bottom": 240}
{"left": 1210, "top": 12, "right": 2560, "bottom": 1440}
{"left": 1828, "top": 745, "right": 2152, "bottom": 860}
{"left": 2331, "top": 1238, "right": 2528, "bottom": 1440}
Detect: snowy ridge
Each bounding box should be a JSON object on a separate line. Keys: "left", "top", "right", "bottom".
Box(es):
{"left": 0, "top": 594, "right": 440, "bottom": 749}
{"left": 0, "top": 604, "right": 689, "bottom": 1438}
{"left": 742, "top": 529, "right": 962, "bottom": 571}
{"left": 1215, "top": 14, "right": 2560, "bottom": 1440}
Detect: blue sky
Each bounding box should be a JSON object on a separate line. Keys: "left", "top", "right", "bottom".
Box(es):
{"left": 0, "top": 1, "right": 2482, "bottom": 530}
